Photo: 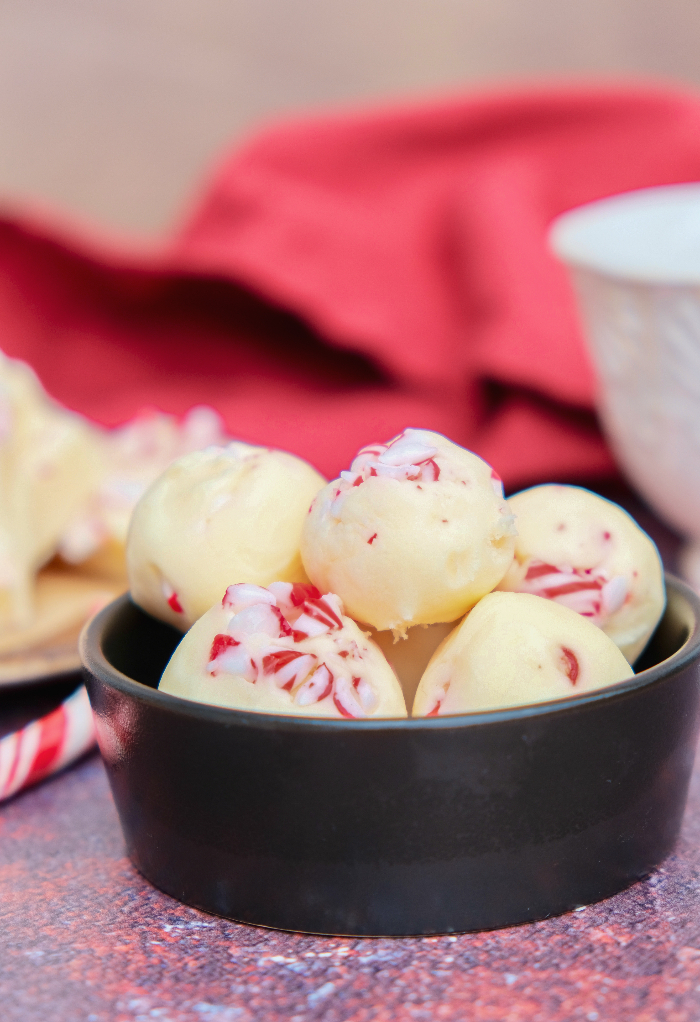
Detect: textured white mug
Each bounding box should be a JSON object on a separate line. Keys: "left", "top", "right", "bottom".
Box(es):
{"left": 550, "top": 183, "right": 700, "bottom": 560}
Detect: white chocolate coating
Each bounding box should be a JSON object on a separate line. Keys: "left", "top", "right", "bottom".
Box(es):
{"left": 496, "top": 485, "right": 665, "bottom": 663}
{"left": 0, "top": 353, "right": 104, "bottom": 627}
{"left": 127, "top": 443, "right": 326, "bottom": 629}
{"left": 413, "top": 591, "right": 634, "bottom": 716}
{"left": 300, "top": 429, "right": 516, "bottom": 633}
{"left": 60, "top": 405, "right": 228, "bottom": 580}
{"left": 160, "top": 582, "right": 407, "bottom": 717}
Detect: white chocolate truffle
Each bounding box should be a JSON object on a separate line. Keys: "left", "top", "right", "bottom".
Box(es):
{"left": 413, "top": 591, "right": 633, "bottom": 716}
{"left": 300, "top": 428, "right": 517, "bottom": 634}
{"left": 496, "top": 485, "right": 665, "bottom": 663}
{"left": 127, "top": 443, "right": 326, "bottom": 629}
{"left": 0, "top": 352, "right": 104, "bottom": 627}
{"left": 60, "top": 405, "right": 228, "bottom": 582}
{"left": 160, "top": 582, "right": 407, "bottom": 718}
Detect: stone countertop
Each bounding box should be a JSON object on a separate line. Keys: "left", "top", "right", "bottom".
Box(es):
{"left": 2, "top": 483, "right": 699, "bottom": 1022}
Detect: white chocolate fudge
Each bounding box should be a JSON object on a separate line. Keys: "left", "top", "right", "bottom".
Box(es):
{"left": 127, "top": 443, "right": 326, "bottom": 629}
{"left": 59, "top": 405, "right": 228, "bottom": 582}
{"left": 413, "top": 591, "right": 633, "bottom": 716}
{"left": 160, "top": 582, "right": 407, "bottom": 718}
{"left": 496, "top": 485, "right": 665, "bottom": 663}
{"left": 0, "top": 353, "right": 103, "bottom": 627}
{"left": 300, "top": 429, "right": 516, "bottom": 634}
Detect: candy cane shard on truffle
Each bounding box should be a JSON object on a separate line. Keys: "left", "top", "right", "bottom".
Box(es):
{"left": 495, "top": 485, "right": 666, "bottom": 663}
{"left": 412, "top": 592, "right": 634, "bottom": 716}
{"left": 127, "top": 443, "right": 326, "bottom": 630}
{"left": 159, "top": 582, "right": 407, "bottom": 718}
{"left": 300, "top": 428, "right": 517, "bottom": 634}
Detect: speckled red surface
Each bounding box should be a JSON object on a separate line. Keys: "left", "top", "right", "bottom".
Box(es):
{"left": 2, "top": 488, "right": 699, "bottom": 1022}
{"left": 3, "top": 749, "right": 700, "bottom": 1022}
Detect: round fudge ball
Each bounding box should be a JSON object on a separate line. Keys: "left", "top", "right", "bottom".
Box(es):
{"left": 300, "top": 428, "right": 516, "bottom": 634}
{"left": 127, "top": 442, "right": 325, "bottom": 629}
{"left": 496, "top": 484, "right": 665, "bottom": 663}
{"left": 413, "top": 591, "right": 633, "bottom": 716}
{"left": 159, "top": 581, "right": 407, "bottom": 718}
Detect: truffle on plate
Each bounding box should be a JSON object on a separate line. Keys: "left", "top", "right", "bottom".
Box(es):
{"left": 0, "top": 352, "right": 104, "bottom": 628}
{"left": 60, "top": 405, "right": 228, "bottom": 583}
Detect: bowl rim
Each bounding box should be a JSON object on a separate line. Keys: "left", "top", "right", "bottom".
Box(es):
{"left": 79, "top": 573, "right": 700, "bottom": 733}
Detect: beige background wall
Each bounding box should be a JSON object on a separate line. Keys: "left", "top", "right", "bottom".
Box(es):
{"left": 1, "top": 0, "right": 699, "bottom": 235}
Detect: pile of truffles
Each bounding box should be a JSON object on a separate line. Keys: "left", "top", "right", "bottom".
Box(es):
{"left": 0, "top": 348, "right": 232, "bottom": 656}
{"left": 126, "top": 428, "right": 666, "bottom": 718}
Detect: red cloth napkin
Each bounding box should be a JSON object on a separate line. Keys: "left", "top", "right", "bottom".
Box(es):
{"left": 2, "top": 82, "right": 700, "bottom": 487}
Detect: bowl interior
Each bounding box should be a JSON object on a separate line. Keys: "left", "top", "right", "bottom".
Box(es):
{"left": 98, "top": 576, "right": 696, "bottom": 712}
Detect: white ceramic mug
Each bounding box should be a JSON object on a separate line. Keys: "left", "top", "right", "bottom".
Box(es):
{"left": 550, "top": 183, "right": 700, "bottom": 564}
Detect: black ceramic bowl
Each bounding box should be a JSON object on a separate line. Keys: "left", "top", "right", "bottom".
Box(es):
{"left": 80, "top": 574, "right": 700, "bottom": 936}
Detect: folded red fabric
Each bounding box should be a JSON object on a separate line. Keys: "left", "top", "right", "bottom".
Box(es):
{"left": 2, "top": 83, "right": 700, "bottom": 486}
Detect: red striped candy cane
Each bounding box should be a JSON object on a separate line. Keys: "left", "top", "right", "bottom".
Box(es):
{"left": 0, "top": 685, "right": 96, "bottom": 802}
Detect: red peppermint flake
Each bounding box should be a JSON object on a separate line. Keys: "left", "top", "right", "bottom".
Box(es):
{"left": 262, "top": 649, "right": 305, "bottom": 674}
{"left": 426, "top": 683, "right": 450, "bottom": 716}
{"left": 310, "top": 664, "right": 333, "bottom": 702}
{"left": 294, "top": 663, "right": 334, "bottom": 705}
{"left": 271, "top": 605, "right": 293, "bottom": 636}
{"left": 560, "top": 647, "right": 580, "bottom": 684}
{"left": 290, "top": 583, "right": 322, "bottom": 607}
{"left": 261, "top": 649, "right": 313, "bottom": 690}
{"left": 167, "top": 591, "right": 184, "bottom": 613}
{"left": 367, "top": 533, "right": 378, "bottom": 545}
{"left": 331, "top": 675, "right": 367, "bottom": 718}
{"left": 209, "top": 633, "right": 240, "bottom": 661}
{"left": 421, "top": 459, "right": 440, "bottom": 481}
{"left": 543, "top": 579, "right": 602, "bottom": 599}
{"left": 333, "top": 692, "right": 356, "bottom": 718}
{"left": 304, "top": 596, "right": 343, "bottom": 630}
{"left": 525, "top": 561, "right": 560, "bottom": 581}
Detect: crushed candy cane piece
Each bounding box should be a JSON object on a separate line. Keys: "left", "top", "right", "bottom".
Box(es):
{"left": 512, "top": 560, "right": 629, "bottom": 627}
{"left": 160, "top": 580, "right": 406, "bottom": 717}
{"left": 223, "top": 583, "right": 276, "bottom": 612}
{"left": 294, "top": 663, "right": 334, "bottom": 705}
{"left": 262, "top": 649, "right": 318, "bottom": 690}
{"left": 332, "top": 675, "right": 366, "bottom": 718}
{"left": 162, "top": 580, "right": 184, "bottom": 614}
{"left": 209, "top": 632, "right": 239, "bottom": 661}
{"left": 208, "top": 643, "right": 257, "bottom": 682}
{"left": 227, "top": 603, "right": 292, "bottom": 641}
